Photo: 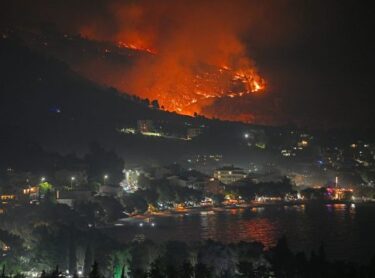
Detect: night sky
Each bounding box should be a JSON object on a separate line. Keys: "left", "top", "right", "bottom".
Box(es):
{"left": 1, "top": 0, "right": 374, "bottom": 128}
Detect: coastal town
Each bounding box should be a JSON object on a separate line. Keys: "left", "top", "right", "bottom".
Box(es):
{"left": 2, "top": 2, "right": 375, "bottom": 276}
{"left": 2, "top": 122, "right": 373, "bottom": 220}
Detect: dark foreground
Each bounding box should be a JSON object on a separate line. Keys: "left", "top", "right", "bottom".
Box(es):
{"left": 1, "top": 236, "right": 375, "bottom": 278}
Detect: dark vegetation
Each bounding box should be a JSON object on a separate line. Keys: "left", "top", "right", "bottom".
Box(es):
{"left": 2, "top": 231, "right": 375, "bottom": 278}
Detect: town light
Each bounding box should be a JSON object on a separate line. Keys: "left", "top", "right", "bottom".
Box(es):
{"left": 70, "top": 176, "right": 75, "bottom": 188}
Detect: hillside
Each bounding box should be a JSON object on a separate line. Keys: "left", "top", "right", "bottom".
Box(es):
{"left": 0, "top": 35, "right": 264, "bottom": 165}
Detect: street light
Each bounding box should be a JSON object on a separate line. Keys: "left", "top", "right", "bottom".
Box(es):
{"left": 41, "top": 177, "right": 46, "bottom": 182}
{"left": 70, "top": 176, "right": 75, "bottom": 189}
{"left": 103, "top": 174, "right": 108, "bottom": 185}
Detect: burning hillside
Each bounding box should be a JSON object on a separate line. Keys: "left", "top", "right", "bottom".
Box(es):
{"left": 77, "top": 0, "right": 266, "bottom": 119}
{"left": 2, "top": 0, "right": 373, "bottom": 128}
{"left": 113, "top": 41, "right": 266, "bottom": 115}
{"left": 2, "top": 0, "right": 267, "bottom": 122}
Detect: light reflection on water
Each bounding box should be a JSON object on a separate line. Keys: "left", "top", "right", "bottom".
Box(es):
{"left": 112, "top": 203, "right": 375, "bottom": 263}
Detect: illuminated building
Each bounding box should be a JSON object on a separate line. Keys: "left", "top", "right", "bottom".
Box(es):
{"left": 297, "top": 140, "right": 309, "bottom": 148}
{"left": 121, "top": 169, "right": 141, "bottom": 192}
{"left": 185, "top": 154, "right": 223, "bottom": 174}
{"left": 0, "top": 194, "right": 16, "bottom": 205}
{"left": 118, "top": 127, "right": 136, "bottom": 134}
{"left": 190, "top": 154, "right": 223, "bottom": 163}
{"left": 22, "top": 186, "right": 40, "bottom": 202}
{"left": 213, "top": 166, "right": 247, "bottom": 185}
{"left": 136, "top": 120, "right": 165, "bottom": 137}
{"left": 0, "top": 195, "right": 16, "bottom": 201}
{"left": 326, "top": 187, "right": 354, "bottom": 201}
{"left": 137, "top": 120, "right": 154, "bottom": 133}
{"left": 200, "top": 197, "right": 214, "bottom": 207}
{"left": 281, "top": 149, "right": 295, "bottom": 157}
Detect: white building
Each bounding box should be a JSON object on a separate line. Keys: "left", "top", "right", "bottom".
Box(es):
{"left": 213, "top": 166, "right": 247, "bottom": 185}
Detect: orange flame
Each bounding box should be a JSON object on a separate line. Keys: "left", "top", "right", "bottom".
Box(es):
{"left": 113, "top": 41, "right": 266, "bottom": 116}
{"left": 117, "top": 41, "right": 157, "bottom": 54}
{"left": 77, "top": 0, "right": 267, "bottom": 121}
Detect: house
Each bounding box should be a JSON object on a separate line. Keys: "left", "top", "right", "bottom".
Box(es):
{"left": 56, "top": 190, "right": 93, "bottom": 208}
{"left": 213, "top": 166, "right": 247, "bottom": 185}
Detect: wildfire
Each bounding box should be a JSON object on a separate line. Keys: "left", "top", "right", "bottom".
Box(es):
{"left": 166, "top": 65, "right": 266, "bottom": 115}
{"left": 114, "top": 40, "right": 266, "bottom": 116}
{"left": 232, "top": 69, "right": 266, "bottom": 93}
{"left": 117, "top": 41, "right": 157, "bottom": 54}
{"left": 74, "top": 0, "right": 268, "bottom": 122}
{"left": 71, "top": 37, "right": 267, "bottom": 118}
{"left": 253, "top": 80, "right": 263, "bottom": 92}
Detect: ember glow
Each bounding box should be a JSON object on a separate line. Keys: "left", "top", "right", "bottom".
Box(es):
{"left": 77, "top": 0, "right": 266, "bottom": 119}
{"left": 120, "top": 51, "right": 266, "bottom": 115}
{"left": 117, "top": 41, "right": 157, "bottom": 55}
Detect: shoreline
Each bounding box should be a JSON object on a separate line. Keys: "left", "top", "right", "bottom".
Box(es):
{"left": 122, "top": 199, "right": 368, "bottom": 221}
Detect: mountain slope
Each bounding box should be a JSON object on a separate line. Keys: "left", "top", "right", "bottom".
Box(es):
{"left": 0, "top": 37, "right": 186, "bottom": 153}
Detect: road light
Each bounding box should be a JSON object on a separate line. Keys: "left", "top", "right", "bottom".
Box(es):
{"left": 244, "top": 133, "right": 249, "bottom": 139}
{"left": 41, "top": 177, "right": 46, "bottom": 182}
{"left": 70, "top": 176, "right": 75, "bottom": 189}
{"left": 103, "top": 174, "right": 108, "bottom": 185}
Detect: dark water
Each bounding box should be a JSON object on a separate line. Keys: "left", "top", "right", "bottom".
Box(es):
{"left": 112, "top": 203, "right": 375, "bottom": 263}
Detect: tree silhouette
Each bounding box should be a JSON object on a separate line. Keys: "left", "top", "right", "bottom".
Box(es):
{"left": 179, "top": 261, "right": 194, "bottom": 278}
{"left": 151, "top": 100, "right": 160, "bottom": 110}
{"left": 84, "top": 244, "right": 93, "bottom": 276}
{"left": 194, "top": 263, "right": 212, "bottom": 278}
{"left": 50, "top": 266, "right": 60, "bottom": 278}
{"left": 1, "top": 266, "right": 6, "bottom": 278}
{"left": 270, "top": 236, "right": 294, "bottom": 277}
{"left": 148, "top": 258, "right": 164, "bottom": 278}
{"left": 89, "top": 261, "right": 101, "bottom": 278}
{"left": 68, "top": 232, "right": 77, "bottom": 275}
{"left": 237, "top": 261, "right": 254, "bottom": 278}
{"left": 120, "top": 265, "right": 126, "bottom": 278}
